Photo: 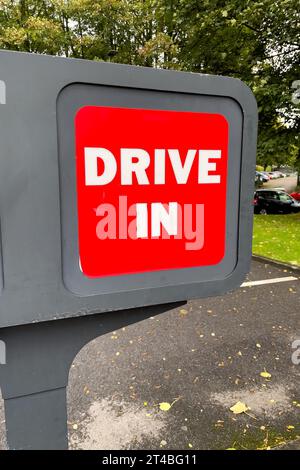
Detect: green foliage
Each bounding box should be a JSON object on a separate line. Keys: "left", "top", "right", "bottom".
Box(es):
{"left": 0, "top": 0, "right": 299, "bottom": 166}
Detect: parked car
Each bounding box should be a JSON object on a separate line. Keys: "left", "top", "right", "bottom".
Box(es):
{"left": 254, "top": 189, "right": 300, "bottom": 214}
{"left": 267, "top": 171, "right": 281, "bottom": 179}
{"left": 256, "top": 171, "right": 269, "bottom": 182}
{"left": 290, "top": 191, "right": 300, "bottom": 202}
{"left": 259, "top": 171, "right": 270, "bottom": 180}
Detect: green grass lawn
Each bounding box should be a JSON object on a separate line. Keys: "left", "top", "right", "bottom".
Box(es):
{"left": 253, "top": 213, "right": 300, "bottom": 267}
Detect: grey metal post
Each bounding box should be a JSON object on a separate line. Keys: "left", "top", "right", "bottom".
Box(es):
{"left": 4, "top": 389, "right": 68, "bottom": 450}
{"left": 0, "top": 302, "right": 184, "bottom": 450}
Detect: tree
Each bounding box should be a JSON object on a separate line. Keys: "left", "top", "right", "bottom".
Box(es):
{"left": 0, "top": 1, "right": 299, "bottom": 168}
{"left": 172, "top": 0, "right": 300, "bottom": 169}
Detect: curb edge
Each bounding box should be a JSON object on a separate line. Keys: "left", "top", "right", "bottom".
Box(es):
{"left": 252, "top": 254, "right": 300, "bottom": 275}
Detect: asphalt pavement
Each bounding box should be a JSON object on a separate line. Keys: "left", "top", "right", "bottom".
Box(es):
{"left": 0, "top": 259, "right": 299, "bottom": 450}
{"left": 263, "top": 175, "right": 297, "bottom": 193}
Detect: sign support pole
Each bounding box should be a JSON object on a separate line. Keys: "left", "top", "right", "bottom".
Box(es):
{"left": 4, "top": 388, "right": 69, "bottom": 450}
{"left": 0, "top": 302, "right": 184, "bottom": 450}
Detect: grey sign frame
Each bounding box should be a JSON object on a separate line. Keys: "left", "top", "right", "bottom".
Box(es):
{"left": 58, "top": 86, "right": 243, "bottom": 296}
{"left": 0, "top": 50, "right": 257, "bottom": 329}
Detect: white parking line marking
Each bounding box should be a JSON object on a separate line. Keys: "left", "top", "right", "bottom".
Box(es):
{"left": 241, "top": 276, "right": 298, "bottom": 287}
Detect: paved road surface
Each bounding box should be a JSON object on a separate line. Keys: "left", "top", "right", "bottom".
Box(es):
{"left": 0, "top": 260, "right": 299, "bottom": 450}
{"left": 263, "top": 175, "right": 298, "bottom": 193}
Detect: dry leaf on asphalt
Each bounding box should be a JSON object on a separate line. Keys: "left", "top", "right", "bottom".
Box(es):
{"left": 230, "top": 401, "right": 249, "bottom": 414}
{"left": 260, "top": 370, "right": 272, "bottom": 378}
{"left": 159, "top": 396, "right": 182, "bottom": 412}
{"left": 159, "top": 402, "right": 171, "bottom": 411}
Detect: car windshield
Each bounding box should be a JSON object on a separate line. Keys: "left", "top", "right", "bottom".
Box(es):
{"left": 278, "top": 192, "right": 293, "bottom": 202}
{"left": 259, "top": 191, "right": 278, "bottom": 199}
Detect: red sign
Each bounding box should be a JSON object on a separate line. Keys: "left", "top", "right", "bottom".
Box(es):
{"left": 75, "top": 106, "right": 229, "bottom": 277}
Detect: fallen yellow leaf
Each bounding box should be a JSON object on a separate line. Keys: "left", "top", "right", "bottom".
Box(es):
{"left": 230, "top": 401, "right": 249, "bottom": 414}
{"left": 159, "top": 402, "right": 171, "bottom": 411}
{"left": 260, "top": 370, "right": 272, "bottom": 378}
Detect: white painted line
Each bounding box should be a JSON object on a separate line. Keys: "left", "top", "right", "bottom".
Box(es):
{"left": 241, "top": 276, "right": 298, "bottom": 287}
